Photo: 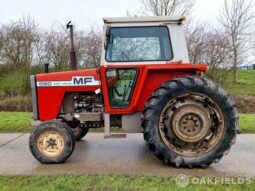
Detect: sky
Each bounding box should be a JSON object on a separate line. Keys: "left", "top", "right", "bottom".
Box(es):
{"left": 0, "top": 0, "right": 224, "bottom": 30}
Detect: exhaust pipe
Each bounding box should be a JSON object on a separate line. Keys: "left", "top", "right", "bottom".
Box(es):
{"left": 67, "top": 21, "right": 77, "bottom": 70}
{"left": 44, "top": 63, "right": 49, "bottom": 73}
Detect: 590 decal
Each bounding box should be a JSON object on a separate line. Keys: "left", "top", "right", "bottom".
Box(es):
{"left": 37, "top": 76, "right": 100, "bottom": 87}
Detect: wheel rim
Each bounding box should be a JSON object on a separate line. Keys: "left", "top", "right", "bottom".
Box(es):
{"left": 37, "top": 131, "right": 65, "bottom": 157}
{"left": 159, "top": 93, "right": 225, "bottom": 157}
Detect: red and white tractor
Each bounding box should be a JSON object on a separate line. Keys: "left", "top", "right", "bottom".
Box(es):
{"left": 29, "top": 16, "right": 238, "bottom": 168}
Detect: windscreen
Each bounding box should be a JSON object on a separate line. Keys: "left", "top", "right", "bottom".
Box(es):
{"left": 106, "top": 26, "right": 173, "bottom": 62}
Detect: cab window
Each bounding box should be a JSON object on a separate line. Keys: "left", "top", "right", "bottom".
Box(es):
{"left": 106, "top": 68, "right": 138, "bottom": 108}
{"left": 106, "top": 26, "right": 173, "bottom": 62}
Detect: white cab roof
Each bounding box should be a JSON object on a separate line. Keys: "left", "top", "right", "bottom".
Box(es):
{"left": 103, "top": 16, "right": 186, "bottom": 24}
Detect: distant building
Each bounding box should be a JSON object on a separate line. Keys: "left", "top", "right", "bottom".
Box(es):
{"left": 238, "top": 64, "right": 255, "bottom": 70}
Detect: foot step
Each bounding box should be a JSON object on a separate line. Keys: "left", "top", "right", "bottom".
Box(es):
{"left": 104, "top": 133, "right": 127, "bottom": 139}
{"left": 104, "top": 113, "right": 126, "bottom": 139}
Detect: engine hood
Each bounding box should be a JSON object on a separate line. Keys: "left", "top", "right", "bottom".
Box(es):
{"left": 35, "top": 68, "right": 101, "bottom": 87}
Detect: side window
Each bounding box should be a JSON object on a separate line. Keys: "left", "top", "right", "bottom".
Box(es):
{"left": 106, "top": 26, "right": 173, "bottom": 62}
{"left": 106, "top": 68, "right": 138, "bottom": 108}
{"left": 110, "top": 37, "right": 161, "bottom": 61}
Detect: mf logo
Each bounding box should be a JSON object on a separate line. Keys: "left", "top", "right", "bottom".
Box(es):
{"left": 37, "top": 76, "right": 100, "bottom": 87}
{"left": 73, "top": 77, "right": 93, "bottom": 85}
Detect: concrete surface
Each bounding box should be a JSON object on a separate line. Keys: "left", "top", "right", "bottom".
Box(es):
{"left": 0, "top": 133, "right": 254, "bottom": 177}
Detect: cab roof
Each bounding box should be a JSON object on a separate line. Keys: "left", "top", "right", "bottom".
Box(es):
{"left": 103, "top": 16, "right": 186, "bottom": 24}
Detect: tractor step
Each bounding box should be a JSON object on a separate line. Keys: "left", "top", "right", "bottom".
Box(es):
{"left": 104, "top": 133, "right": 127, "bottom": 139}
{"left": 104, "top": 113, "right": 126, "bottom": 139}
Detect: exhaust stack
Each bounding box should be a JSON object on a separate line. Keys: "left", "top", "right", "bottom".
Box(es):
{"left": 67, "top": 21, "right": 77, "bottom": 70}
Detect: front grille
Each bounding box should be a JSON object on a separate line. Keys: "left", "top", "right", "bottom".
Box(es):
{"left": 30, "top": 75, "right": 38, "bottom": 120}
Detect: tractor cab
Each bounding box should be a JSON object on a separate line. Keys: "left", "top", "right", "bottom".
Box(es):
{"left": 101, "top": 16, "right": 189, "bottom": 110}
{"left": 101, "top": 16, "right": 189, "bottom": 65}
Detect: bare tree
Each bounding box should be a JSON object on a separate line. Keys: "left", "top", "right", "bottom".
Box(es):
{"left": 42, "top": 24, "right": 102, "bottom": 70}
{"left": 0, "top": 16, "right": 39, "bottom": 71}
{"left": 186, "top": 22, "right": 208, "bottom": 64}
{"left": 219, "top": 0, "right": 255, "bottom": 83}
{"left": 203, "top": 30, "right": 231, "bottom": 69}
{"left": 77, "top": 27, "right": 102, "bottom": 68}
{"left": 43, "top": 25, "right": 70, "bottom": 71}
{"left": 0, "top": 16, "right": 40, "bottom": 93}
{"left": 186, "top": 21, "right": 233, "bottom": 83}
{"left": 251, "top": 35, "right": 255, "bottom": 61}
{"left": 139, "top": 0, "right": 195, "bottom": 16}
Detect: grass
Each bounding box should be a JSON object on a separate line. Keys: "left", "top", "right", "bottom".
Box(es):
{"left": 226, "top": 70, "right": 255, "bottom": 96}
{"left": 0, "top": 112, "right": 254, "bottom": 133}
{"left": 0, "top": 175, "right": 254, "bottom": 191}
{"left": 0, "top": 112, "right": 33, "bottom": 132}
{"left": 0, "top": 112, "right": 122, "bottom": 133}
{"left": 239, "top": 114, "right": 255, "bottom": 133}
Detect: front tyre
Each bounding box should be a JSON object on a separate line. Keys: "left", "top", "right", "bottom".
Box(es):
{"left": 142, "top": 76, "right": 238, "bottom": 168}
{"left": 29, "top": 121, "right": 75, "bottom": 164}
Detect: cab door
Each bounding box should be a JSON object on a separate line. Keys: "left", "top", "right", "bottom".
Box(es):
{"left": 100, "top": 65, "right": 143, "bottom": 114}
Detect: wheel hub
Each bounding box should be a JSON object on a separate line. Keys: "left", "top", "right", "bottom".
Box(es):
{"left": 37, "top": 131, "right": 65, "bottom": 157}
{"left": 171, "top": 104, "right": 211, "bottom": 143}
{"left": 180, "top": 115, "right": 200, "bottom": 135}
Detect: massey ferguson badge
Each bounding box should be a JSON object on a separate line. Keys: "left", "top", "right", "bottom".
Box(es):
{"left": 37, "top": 76, "right": 100, "bottom": 87}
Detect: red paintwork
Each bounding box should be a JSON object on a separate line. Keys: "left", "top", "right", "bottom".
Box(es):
{"left": 35, "top": 63, "right": 207, "bottom": 120}
{"left": 100, "top": 63, "right": 207, "bottom": 114}
{"left": 36, "top": 69, "right": 100, "bottom": 120}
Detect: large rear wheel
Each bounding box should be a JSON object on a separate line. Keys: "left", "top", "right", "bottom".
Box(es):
{"left": 142, "top": 76, "right": 238, "bottom": 168}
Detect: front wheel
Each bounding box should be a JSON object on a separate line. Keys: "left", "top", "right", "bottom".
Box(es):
{"left": 142, "top": 76, "right": 238, "bottom": 168}
{"left": 29, "top": 120, "right": 75, "bottom": 164}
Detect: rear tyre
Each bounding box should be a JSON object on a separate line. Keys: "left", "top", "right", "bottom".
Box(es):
{"left": 142, "top": 76, "right": 238, "bottom": 168}
{"left": 29, "top": 120, "right": 75, "bottom": 164}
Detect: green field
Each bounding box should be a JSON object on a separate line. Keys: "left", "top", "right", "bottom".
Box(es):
{"left": 0, "top": 175, "right": 254, "bottom": 191}
{"left": 0, "top": 112, "right": 254, "bottom": 133}
{"left": 226, "top": 70, "right": 255, "bottom": 95}
{"left": 0, "top": 112, "right": 33, "bottom": 132}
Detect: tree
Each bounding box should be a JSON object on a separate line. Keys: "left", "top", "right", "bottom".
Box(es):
{"left": 43, "top": 25, "right": 70, "bottom": 71}
{"left": 138, "top": 0, "right": 195, "bottom": 16}
{"left": 186, "top": 21, "right": 232, "bottom": 84}
{"left": 0, "top": 16, "right": 39, "bottom": 71}
{"left": 186, "top": 22, "right": 207, "bottom": 64}
{"left": 0, "top": 16, "right": 40, "bottom": 93}
{"left": 43, "top": 24, "right": 102, "bottom": 70}
{"left": 251, "top": 35, "right": 255, "bottom": 61}
{"left": 219, "top": 0, "right": 255, "bottom": 83}
{"left": 77, "top": 27, "right": 102, "bottom": 68}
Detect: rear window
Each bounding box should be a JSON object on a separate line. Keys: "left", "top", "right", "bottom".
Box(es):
{"left": 106, "top": 26, "right": 173, "bottom": 62}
